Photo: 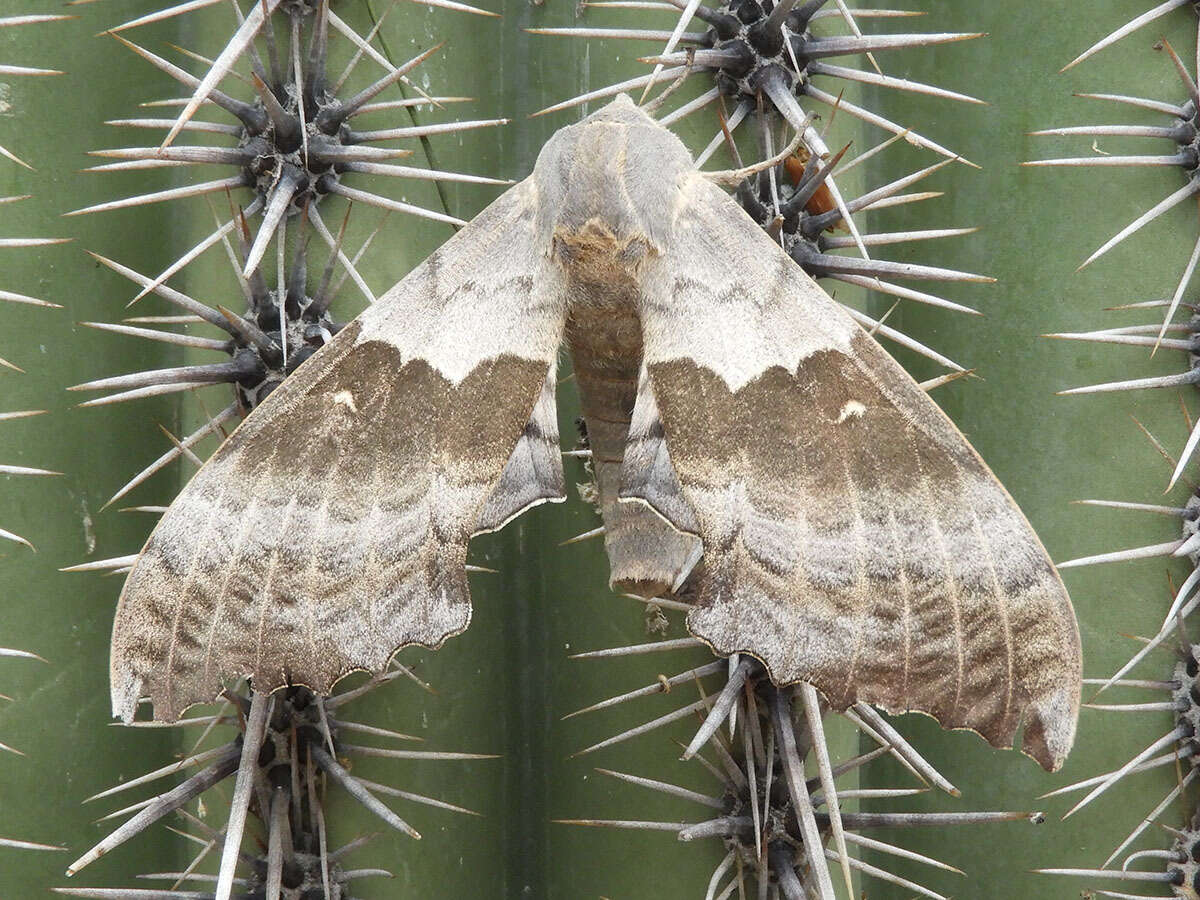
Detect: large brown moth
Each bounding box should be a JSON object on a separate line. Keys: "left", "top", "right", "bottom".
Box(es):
{"left": 110, "top": 96, "right": 1081, "bottom": 771}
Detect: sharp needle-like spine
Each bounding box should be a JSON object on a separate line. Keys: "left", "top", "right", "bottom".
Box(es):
{"left": 771, "top": 690, "right": 836, "bottom": 900}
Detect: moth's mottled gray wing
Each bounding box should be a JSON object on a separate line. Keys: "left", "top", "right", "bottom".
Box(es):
{"left": 630, "top": 174, "right": 1080, "bottom": 771}
{"left": 110, "top": 179, "right": 567, "bottom": 722}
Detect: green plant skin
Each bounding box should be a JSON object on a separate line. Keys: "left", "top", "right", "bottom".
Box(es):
{"left": 1, "top": 0, "right": 1194, "bottom": 897}
{"left": 0, "top": 2, "right": 191, "bottom": 894}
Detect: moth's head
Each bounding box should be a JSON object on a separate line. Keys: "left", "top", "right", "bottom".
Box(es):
{"left": 533, "top": 96, "right": 693, "bottom": 260}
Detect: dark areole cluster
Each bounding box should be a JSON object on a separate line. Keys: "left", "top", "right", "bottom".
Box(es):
{"left": 71, "top": 0, "right": 503, "bottom": 291}
{"left": 64, "top": 676, "right": 493, "bottom": 897}
{"left": 686, "top": 0, "right": 825, "bottom": 100}
{"left": 224, "top": 217, "right": 345, "bottom": 412}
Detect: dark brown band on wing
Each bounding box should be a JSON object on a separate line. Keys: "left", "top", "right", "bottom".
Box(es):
{"left": 112, "top": 330, "right": 547, "bottom": 721}
{"left": 648, "top": 349, "right": 1079, "bottom": 771}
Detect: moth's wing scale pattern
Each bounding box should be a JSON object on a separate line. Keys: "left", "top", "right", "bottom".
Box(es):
{"left": 110, "top": 179, "right": 567, "bottom": 722}
{"left": 628, "top": 171, "right": 1081, "bottom": 771}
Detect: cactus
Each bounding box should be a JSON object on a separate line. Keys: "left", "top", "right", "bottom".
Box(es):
{"left": 0, "top": 0, "right": 1193, "bottom": 897}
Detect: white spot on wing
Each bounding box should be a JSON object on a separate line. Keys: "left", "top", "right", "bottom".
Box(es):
{"left": 332, "top": 390, "right": 358, "bottom": 414}
{"left": 836, "top": 400, "right": 866, "bottom": 424}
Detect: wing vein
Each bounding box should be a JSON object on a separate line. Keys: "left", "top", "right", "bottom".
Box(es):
{"left": 202, "top": 494, "right": 263, "bottom": 686}
{"left": 885, "top": 505, "right": 912, "bottom": 705}
{"left": 836, "top": 447, "right": 870, "bottom": 706}
{"left": 165, "top": 471, "right": 242, "bottom": 713}
{"left": 254, "top": 493, "right": 300, "bottom": 679}
{"left": 907, "top": 426, "right": 966, "bottom": 718}
{"left": 960, "top": 464, "right": 1016, "bottom": 734}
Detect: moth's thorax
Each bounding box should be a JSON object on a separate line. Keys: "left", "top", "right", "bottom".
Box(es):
{"left": 554, "top": 219, "right": 653, "bottom": 282}
{"left": 536, "top": 96, "right": 694, "bottom": 369}
{"left": 532, "top": 94, "right": 692, "bottom": 255}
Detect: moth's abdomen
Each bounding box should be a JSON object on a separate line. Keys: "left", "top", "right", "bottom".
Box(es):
{"left": 571, "top": 345, "right": 700, "bottom": 597}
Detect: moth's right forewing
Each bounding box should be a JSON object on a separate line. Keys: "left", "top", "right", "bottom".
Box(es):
{"left": 633, "top": 175, "right": 1080, "bottom": 771}
{"left": 110, "top": 179, "right": 568, "bottom": 722}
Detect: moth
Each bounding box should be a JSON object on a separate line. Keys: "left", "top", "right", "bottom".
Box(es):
{"left": 110, "top": 96, "right": 1081, "bottom": 771}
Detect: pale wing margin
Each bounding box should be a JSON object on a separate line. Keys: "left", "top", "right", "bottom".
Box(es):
{"left": 111, "top": 179, "right": 568, "bottom": 722}
{"left": 631, "top": 174, "right": 1080, "bottom": 771}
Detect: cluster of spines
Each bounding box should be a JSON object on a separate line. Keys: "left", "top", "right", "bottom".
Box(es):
{"left": 57, "top": 1, "right": 513, "bottom": 526}
{"left": 1036, "top": 622, "right": 1200, "bottom": 895}
{"left": 530, "top": 0, "right": 982, "bottom": 327}
{"left": 59, "top": 671, "right": 495, "bottom": 899}
{"left": 62, "top": 0, "right": 507, "bottom": 520}
{"left": 556, "top": 600, "right": 1041, "bottom": 899}
{"left": 1034, "top": 472, "right": 1200, "bottom": 896}
{"left": 54, "top": 0, "right": 508, "bottom": 892}
{"left": 1030, "top": 5, "right": 1200, "bottom": 896}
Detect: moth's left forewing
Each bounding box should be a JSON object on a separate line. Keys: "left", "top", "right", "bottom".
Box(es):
{"left": 631, "top": 174, "right": 1080, "bottom": 771}
{"left": 110, "top": 179, "right": 568, "bottom": 722}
